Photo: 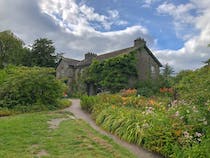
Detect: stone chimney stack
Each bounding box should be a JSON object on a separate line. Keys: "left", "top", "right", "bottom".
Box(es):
{"left": 134, "top": 38, "right": 146, "bottom": 48}
{"left": 85, "top": 52, "right": 97, "bottom": 61}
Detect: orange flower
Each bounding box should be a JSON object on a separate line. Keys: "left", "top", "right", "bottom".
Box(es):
{"left": 174, "top": 130, "right": 182, "bottom": 137}
{"left": 149, "top": 99, "right": 155, "bottom": 105}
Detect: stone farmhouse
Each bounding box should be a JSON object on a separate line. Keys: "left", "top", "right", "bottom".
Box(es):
{"left": 56, "top": 38, "right": 162, "bottom": 95}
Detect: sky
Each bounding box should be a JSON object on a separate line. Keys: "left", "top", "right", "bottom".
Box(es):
{"left": 0, "top": 0, "right": 210, "bottom": 72}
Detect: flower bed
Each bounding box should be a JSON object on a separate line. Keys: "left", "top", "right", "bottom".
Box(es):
{"left": 81, "top": 94, "right": 209, "bottom": 157}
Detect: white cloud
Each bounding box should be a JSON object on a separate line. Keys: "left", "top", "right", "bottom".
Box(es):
{"left": 1, "top": 0, "right": 208, "bottom": 72}
{"left": 0, "top": 0, "right": 152, "bottom": 60}
{"left": 155, "top": 0, "right": 210, "bottom": 72}
{"left": 39, "top": 0, "right": 129, "bottom": 33}
{"left": 157, "top": 2, "right": 196, "bottom": 40}
{"left": 142, "top": 0, "right": 162, "bottom": 8}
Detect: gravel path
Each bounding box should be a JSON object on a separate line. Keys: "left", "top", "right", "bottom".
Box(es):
{"left": 65, "top": 99, "right": 162, "bottom": 158}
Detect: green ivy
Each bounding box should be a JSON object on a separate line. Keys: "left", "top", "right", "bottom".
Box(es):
{"left": 86, "top": 51, "right": 138, "bottom": 93}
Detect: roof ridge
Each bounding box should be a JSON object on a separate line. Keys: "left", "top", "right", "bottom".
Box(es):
{"left": 62, "top": 57, "right": 80, "bottom": 62}
{"left": 97, "top": 46, "right": 135, "bottom": 57}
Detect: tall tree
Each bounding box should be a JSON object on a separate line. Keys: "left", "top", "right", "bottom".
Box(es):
{"left": 30, "top": 38, "right": 56, "bottom": 67}
{"left": 160, "top": 63, "right": 174, "bottom": 88}
{"left": 162, "top": 63, "right": 174, "bottom": 79}
{"left": 0, "top": 30, "right": 29, "bottom": 68}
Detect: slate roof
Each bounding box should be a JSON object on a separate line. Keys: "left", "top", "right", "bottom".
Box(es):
{"left": 60, "top": 57, "right": 80, "bottom": 66}
{"left": 59, "top": 44, "right": 162, "bottom": 68}
{"left": 144, "top": 46, "right": 162, "bottom": 67}
{"left": 76, "top": 46, "right": 137, "bottom": 67}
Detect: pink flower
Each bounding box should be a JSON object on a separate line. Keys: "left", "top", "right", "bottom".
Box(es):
{"left": 175, "top": 111, "right": 179, "bottom": 117}
{"left": 183, "top": 131, "right": 190, "bottom": 138}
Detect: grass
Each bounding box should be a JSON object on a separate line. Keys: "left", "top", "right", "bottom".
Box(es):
{"left": 0, "top": 110, "right": 135, "bottom": 158}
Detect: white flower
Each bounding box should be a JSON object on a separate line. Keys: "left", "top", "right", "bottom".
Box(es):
{"left": 195, "top": 132, "right": 202, "bottom": 137}
{"left": 203, "top": 121, "right": 208, "bottom": 125}
{"left": 183, "top": 131, "right": 190, "bottom": 138}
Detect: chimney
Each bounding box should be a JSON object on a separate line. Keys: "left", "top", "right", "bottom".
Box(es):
{"left": 134, "top": 38, "right": 146, "bottom": 48}
{"left": 85, "top": 52, "right": 97, "bottom": 60}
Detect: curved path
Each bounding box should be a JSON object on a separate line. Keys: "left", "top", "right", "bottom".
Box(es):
{"left": 66, "top": 99, "right": 162, "bottom": 158}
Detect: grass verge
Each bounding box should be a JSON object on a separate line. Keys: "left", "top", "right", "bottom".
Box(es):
{"left": 0, "top": 110, "right": 135, "bottom": 158}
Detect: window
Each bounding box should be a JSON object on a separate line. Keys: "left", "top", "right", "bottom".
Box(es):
{"left": 151, "top": 65, "right": 155, "bottom": 75}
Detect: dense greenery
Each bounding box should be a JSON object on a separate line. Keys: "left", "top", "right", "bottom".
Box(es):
{"left": 0, "top": 111, "right": 134, "bottom": 158}
{"left": 0, "top": 31, "right": 30, "bottom": 68}
{"left": 174, "top": 66, "right": 210, "bottom": 105}
{"left": 136, "top": 64, "right": 174, "bottom": 97}
{"left": 86, "top": 51, "right": 137, "bottom": 93}
{"left": 81, "top": 65, "right": 210, "bottom": 158}
{"left": 30, "top": 38, "right": 57, "bottom": 67}
{"left": 0, "top": 31, "right": 58, "bottom": 68}
{"left": 0, "top": 66, "right": 67, "bottom": 112}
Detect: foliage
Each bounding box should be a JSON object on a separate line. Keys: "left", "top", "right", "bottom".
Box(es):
{"left": 159, "top": 63, "right": 174, "bottom": 88}
{"left": 0, "top": 30, "right": 30, "bottom": 68}
{"left": 0, "top": 111, "right": 135, "bottom": 158}
{"left": 174, "top": 66, "right": 210, "bottom": 105}
{"left": 81, "top": 90, "right": 209, "bottom": 157}
{"left": 86, "top": 51, "right": 138, "bottom": 93}
{"left": 0, "top": 66, "right": 66, "bottom": 112}
{"left": 136, "top": 79, "right": 161, "bottom": 97}
{"left": 81, "top": 95, "right": 99, "bottom": 113}
{"left": 57, "top": 99, "right": 72, "bottom": 109}
{"left": 120, "top": 89, "right": 137, "bottom": 97}
{"left": 30, "top": 38, "right": 57, "bottom": 67}
{"left": 136, "top": 63, "right": 174, "bottom": 97}
{"left": 0, "top": 108, "right": 15, "bottom": 117}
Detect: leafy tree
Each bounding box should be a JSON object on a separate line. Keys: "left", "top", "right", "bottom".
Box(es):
{"left": 162, "top": 63, "right": 174, "bottom": 79}
{"left": 160, "top": 63, "right": 174, "bottom": 88}
{"left": 30, "top": 38, "right": 57, "bottom": 67}
{"left": 0, "top": 30, "right": 29, "bottom": 68}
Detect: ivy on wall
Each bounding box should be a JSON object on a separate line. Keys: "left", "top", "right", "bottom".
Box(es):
{"left": 85, "top": 51, "right": 138, "bottom": 93}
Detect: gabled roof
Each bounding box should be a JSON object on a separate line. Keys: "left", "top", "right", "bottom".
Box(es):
{"left": 96, "top": 46, "right": 136, "bottom": 61}
{"left": 76, "top": 46, "right": 137, "bottom": 67}
{"left": 144, "top": 46, "right": 162, "bottom": 67}
{"left": 58, "top": 43, "right": 162, "bottom": 68}
{"left": 62, "top": 57, "right": 80, "bottom": 66}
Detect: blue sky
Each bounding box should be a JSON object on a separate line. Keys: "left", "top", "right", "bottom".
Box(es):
{"left": 0, "top": 0, "right": 210, "bottom": 72}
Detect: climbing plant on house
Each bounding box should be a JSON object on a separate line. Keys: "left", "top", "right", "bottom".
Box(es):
{"left": 85, "top": 51, "right": 138, "bottom": 93}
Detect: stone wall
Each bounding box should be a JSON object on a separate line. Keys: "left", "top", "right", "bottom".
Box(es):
{"left": 56, "top": 60, "right": 74, "bottom": 79}
{"left": 135, "top": 48, "right": 159, "bottom": 81}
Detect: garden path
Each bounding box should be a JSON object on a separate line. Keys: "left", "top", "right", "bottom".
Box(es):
{"left": 66, "top": 99, "right": 162, "bottom": 158}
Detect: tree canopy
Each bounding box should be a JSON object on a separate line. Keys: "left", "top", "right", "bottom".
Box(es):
{"left": 30, "top": 38, "right": 57, "bottom": 67}
{"left": 0, "top": 31, "right": 29, "bottom": 68}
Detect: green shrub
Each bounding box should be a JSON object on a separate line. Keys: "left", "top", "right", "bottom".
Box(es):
{"left": 0, "top": 66, "right": 66, "bottom": 112}
{"left": 81, "top": 95, "right": 98, "bottom": 112}
{"left": 174, "top": 66, "right": 210, "bottom": 105}
{"left": 58, "top": 99, "right": 72, "bottom": 109}
{"left": 0, "top": 108, "right": 15, "bottom": 117}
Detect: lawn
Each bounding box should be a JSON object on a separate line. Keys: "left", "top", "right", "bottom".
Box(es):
{"left": 0, "top": 111, "right": 135, "bottom": 158}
